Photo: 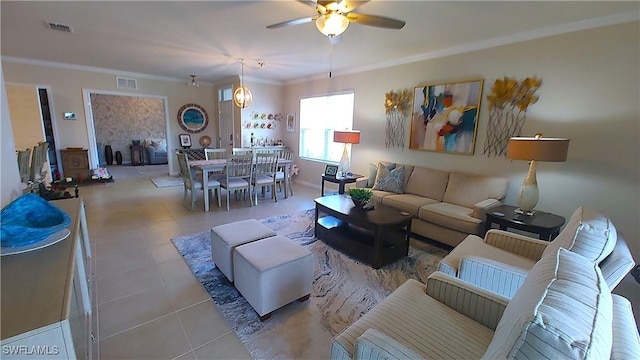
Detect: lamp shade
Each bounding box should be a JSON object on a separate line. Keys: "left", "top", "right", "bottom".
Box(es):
{"left": 333, "top": 130, "right": 361, "bottom": 144}
{"left": 507, "top": 136, "right": 569, "bottom": 162}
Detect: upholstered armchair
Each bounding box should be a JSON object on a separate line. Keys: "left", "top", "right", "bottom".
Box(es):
{"left": 438, "top": 206, "right": 635, "bottom": 297}
{"left": 145, "top": 139, "right": 168, "bottom": 164}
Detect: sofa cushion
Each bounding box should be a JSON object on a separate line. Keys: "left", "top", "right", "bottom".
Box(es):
{"left": 403, "top": 166, "right": 450, "bottom": 201}
{"left": 331, "top": 279, "right": 494, "bottom": 359}
{"left": 368, "top": 162, "right": 395, "bottom": 188}
{"left": 372, "top": 164, "right": 405, "bottom": 193}
{"left": 541, "top": 206, "right": 617, "bottom": 264}
{"left": 418, "top": 202, "right": 483, "bottom": 235}
{"left": 382, "top": 194, "right": 439, "bottom": 216}
{"left": 443, "top": 172, "right": 508, "bottom": 208}
{"left": 483, "top": 248, "right": 613, "bottom": 360}
{"left": 437, "top": 234, "right": 536, "bottom": 277}
{"left": 370, "top": 190, "right": 395, "bottom": 203}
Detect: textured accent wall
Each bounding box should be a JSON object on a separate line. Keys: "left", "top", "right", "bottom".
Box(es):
{"left": 91, "top": 94, "right": 165, "bottom": 164}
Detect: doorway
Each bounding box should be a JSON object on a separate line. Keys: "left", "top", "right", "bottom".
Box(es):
{"left": 83, "top": 90, "right": 171, "bottom": 174}
{"left": 38, "top": 88, "right": 60, "bottom": 180}
{"left": 218, "top": 86, "right": 234, "bottom": 152}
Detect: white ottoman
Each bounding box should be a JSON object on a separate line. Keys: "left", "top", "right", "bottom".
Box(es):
{"left": 234, "top": 235, "right": 313, "bottom": 321}
{"left": 210, "top": 219, "right": 276, "bottom": 282}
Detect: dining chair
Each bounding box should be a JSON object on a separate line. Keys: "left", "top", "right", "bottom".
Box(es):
{"left": 204, "top": 148, "right": 227, "bottom": 181}
{"left": 29, "top": 142, "right": 48, "bottom": 181}
{"left": 232, "top": 147, "right": 253, "bottom": 155}
{"left": 16, "top": 148, "right": 32, "bottom": 183}
{"left": 252, "top": 153, "right": 279, "bottom": 204}
{"left": 276, "top": 149, "right": 294, "bottom": 196}
{"left": 176, "top": 152, "right": 221, "bottom": 211}
{"left": 219, "top": 154, "right": 254, "bottom": 211}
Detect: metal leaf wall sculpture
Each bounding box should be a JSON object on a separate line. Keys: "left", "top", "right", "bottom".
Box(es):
{"left": 384, "top": 89, "right": 411, "bottom": 148}
{"left": 483, "top": 77, "right": 542, "bottom": 157}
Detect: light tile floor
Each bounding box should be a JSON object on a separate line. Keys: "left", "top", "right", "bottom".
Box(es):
{"left": 81, "top": 172, "right": 321, "bottom": 360}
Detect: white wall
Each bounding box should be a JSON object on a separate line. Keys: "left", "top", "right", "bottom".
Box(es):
{"left": 284, "top": 22, "right": 639, "bottom": 260}
{"left": 1, "top": 66, "right": 23, "bottom": 206}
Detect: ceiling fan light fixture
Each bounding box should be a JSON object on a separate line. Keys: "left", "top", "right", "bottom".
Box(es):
{"left": 315, "top": 13, "right": 349, "bottom": 37}
{"left": 233, "top": 59, "right": 252, "bottom": 108}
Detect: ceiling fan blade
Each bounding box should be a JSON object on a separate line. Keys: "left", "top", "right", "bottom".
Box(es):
{"left": 336, "top": 0, "right": 370, "bottom": 13}
{"left": 346, "top": 13, "right": 405, "bottom": 29}
{"left": 266, "top": 16, "right": 316, "bottom": 29}
{"left": 298, "top": 0, "right": 327, "bottom": 14}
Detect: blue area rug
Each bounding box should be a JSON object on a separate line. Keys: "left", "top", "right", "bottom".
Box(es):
{"left": 171, "top": 209, "right": 449, "bottom": 359}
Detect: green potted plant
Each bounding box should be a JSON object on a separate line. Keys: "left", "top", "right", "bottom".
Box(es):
{"left": 347, "top": 187, "right": 373, "bottom": 208}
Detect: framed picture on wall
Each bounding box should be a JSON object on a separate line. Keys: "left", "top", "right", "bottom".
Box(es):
{"left": 177, "top": 103, "right": 209, "bottom": 133}
{"left": 409, "top": 78, "right": 484, "bottom": 155}
{"left": 179, "top": 134, "right": 192, "bottom": 148}
{"left": 286, "top": 113, "right": 295, "bottom": 132}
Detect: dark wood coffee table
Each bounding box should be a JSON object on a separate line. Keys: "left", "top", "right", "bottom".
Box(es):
{"left": 314, "top": 195, "right": 413, "bottom": 269}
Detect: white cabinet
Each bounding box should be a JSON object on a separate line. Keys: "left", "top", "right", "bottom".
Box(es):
{"left": 1, "top": 198, "right": 93, "bottom": 359}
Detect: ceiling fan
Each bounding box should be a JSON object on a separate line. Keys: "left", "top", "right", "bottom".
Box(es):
{"left": 266, "top": 0, "right": 406, "bottom": 38}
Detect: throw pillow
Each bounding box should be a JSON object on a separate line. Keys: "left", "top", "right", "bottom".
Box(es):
{"left": 372, "top": 164, "right": 405, "bottom": 193}
{"left": 368, "top": 162, "right": 396, "bottom": 188}
{"left": 151, "top": 140, "right": 167, "bottom": 152}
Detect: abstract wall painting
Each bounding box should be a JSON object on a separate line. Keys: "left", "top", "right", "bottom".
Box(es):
{"left": 409, "top": 79, "right": 484, "bottom": 155}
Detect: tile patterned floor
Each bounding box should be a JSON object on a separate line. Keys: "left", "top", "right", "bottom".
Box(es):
{"left": 82, "top": 174, "right": 320, "bottom": 359}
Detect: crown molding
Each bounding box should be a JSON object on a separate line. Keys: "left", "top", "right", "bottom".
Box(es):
{"left": 285, "top": 10, "right": 639, "bottom": 85}
{"left": 0, "top": 56, "right": 215, "bottom": 87}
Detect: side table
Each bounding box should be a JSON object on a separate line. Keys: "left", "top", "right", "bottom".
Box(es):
{"left": 321, "top": 174, "right": 362, "bottom": 196}
{"left": 485, "top": 205, "right": 565, "bottom": 241}
{"left": 130, "top": 144, "right": 144, "bottom": 166}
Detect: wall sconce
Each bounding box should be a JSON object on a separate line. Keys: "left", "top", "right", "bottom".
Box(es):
{"left": 507, "top": 134, "right": 570, "bottom": 215}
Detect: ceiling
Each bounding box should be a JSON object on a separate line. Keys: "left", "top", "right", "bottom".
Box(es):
{"left": 1, "top": 1, "right": 638, "bottom": 85}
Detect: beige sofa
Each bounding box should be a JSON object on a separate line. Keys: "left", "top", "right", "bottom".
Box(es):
{"left": 331, "top": 248, "right": 640, "bottom": 359}
{"left": 356, "top": 162, "right": 508, "bottom": 247}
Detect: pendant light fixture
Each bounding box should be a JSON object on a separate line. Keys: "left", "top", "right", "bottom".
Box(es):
{"left": 187, "top": 74, "right": 200, "bottom": 87}
{"left": 233, "top": 59, "right": 252, "bottom": 109}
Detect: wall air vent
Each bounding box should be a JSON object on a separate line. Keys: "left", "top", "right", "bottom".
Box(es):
{"left": 116, "top": 77, "right": 138, "bottom": 90}
{"left": 48, "top": 22, "right": 72, "bottom": 33}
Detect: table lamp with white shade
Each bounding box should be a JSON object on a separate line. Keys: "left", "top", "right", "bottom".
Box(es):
{"left": 333, "top": 130, "right": 361, "bottom": 176}
{"left": 507, "top": 134, "right": 569, "bottom": 215}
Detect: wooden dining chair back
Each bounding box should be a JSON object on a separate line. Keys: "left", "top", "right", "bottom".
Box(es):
{"left": 17, "top": 148, "right": 32, "bottom": 183}
{"left": 176, "top": 151, "right": 221, "bottom": 211}
{"left": 276, "top": 149, "right": 294, "bottom": 196}
{"left": 29, "top": 142, "right": 48, "bottom": 181}
{"left": 204, "top": 148, "right": 227, "bottom": 181}
{"left": 252, "top": 153, "right": 279, "bottom": 204}
{"left": 219, "top": 154, "right": 254, "bottom": 211}
{"left": 204, "top": 148, "right": 227, "bottom": 160}
{"left": 232, "top": 148, "right": 253, "bottom": 155}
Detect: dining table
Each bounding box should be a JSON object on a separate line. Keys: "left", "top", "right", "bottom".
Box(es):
{"left": 189, "top": 158, "right": 293, "bottom": 212}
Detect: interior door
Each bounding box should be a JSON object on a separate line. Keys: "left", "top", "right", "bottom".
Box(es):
{"left": 219, "top": 99, "right": 234, "bottom": 153}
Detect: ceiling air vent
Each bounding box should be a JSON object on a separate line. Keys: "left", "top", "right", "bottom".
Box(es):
{"left": 48, "top": 22, "right": 72, "bottom": 33}
{"left": 116, "top": 77, "right": 137, "bottom": 90}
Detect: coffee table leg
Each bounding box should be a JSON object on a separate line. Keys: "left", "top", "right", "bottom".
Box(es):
{"left": 314, "top": 206, "right": 319, "bottom": 237}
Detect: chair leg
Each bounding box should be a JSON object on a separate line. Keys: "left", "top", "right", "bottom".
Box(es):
{"left": 216, "top": 188, "right": 221, "bottom": 208}
{"left": 226, "top": 189, "right": 230, "bottom": 211}
{"left": 183, "top": 189, "right": 188, "bottom": 205}
{"left": 190, "top": 190, "right": 196, "bottom": 211}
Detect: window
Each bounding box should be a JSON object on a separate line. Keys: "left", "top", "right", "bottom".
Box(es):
{"left": 299, "top": 92, "right": 354, "bottom": 163}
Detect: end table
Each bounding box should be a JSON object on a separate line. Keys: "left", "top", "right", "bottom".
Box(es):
{"left": 321, "top": 174, "right": 362, "bottom": 196}
{"left": 485, "top": 205, "right": 565, "bottom": 241}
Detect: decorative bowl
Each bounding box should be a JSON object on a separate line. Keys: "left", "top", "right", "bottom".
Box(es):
{"left": 0, "top": 194, "right": 71, "bottom": 247}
